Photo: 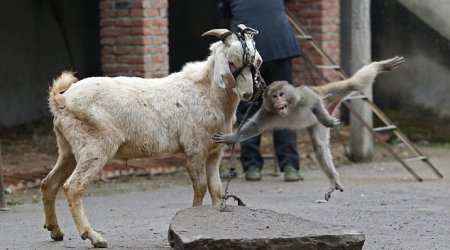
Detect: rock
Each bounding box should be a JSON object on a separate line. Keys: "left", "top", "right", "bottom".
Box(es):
{"left": 168, "top": 205, "right": 365, "bottom": 250}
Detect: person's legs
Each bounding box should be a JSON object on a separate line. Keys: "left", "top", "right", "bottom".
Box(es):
{"left": 273, "top": 129, "right": 299, "bottom": 171}
{"left": 237, "top": 98, "right": 263, "bottom": 180}
{"left": 264, "top": 58, "right": 301, "bottom": 181}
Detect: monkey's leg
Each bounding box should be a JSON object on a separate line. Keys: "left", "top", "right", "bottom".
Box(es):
{"left": 308, "top": 124, "right": 344, "bottom": 201}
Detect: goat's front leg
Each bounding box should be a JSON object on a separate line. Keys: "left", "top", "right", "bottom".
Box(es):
{"left": 206, "top": 151, "right": 223, "bottom": 205}
{"left": 63, "top": 152, "right": 110, "bottom": 248}
{"left": 308, "top": 124, "right": 343, "bottom": 201}
{"left": 186, "top": 154, "right": 208, "bottom": 206}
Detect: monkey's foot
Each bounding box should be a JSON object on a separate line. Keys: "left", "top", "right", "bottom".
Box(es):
{"left": 323, "top": 116, "right": 340, "bottom": 128}
{"left": 324, "top": 183, "right": 344, "bottom": 201}
{"left": 378, "top": 56, "right": 405, "bottom": 72}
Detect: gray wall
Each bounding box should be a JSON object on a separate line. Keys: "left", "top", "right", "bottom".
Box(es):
{"left": 0, "top": 0, "right": 100, "bottom": 127}
{"left": 371, "top": 0, "right": 450, "bottom": 141}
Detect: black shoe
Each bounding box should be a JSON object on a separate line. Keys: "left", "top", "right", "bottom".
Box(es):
{"left": 245, "top": 166, "right": 262, "bottom": 181}
{"left": 284, "top": 166, "right": 304, "bottom": 182}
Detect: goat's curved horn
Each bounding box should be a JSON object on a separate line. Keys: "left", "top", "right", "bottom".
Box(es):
{"left": 202, "top": 29, "right": 233, "bottom": 45}
{"left": 202, "top": 29, "right": 230, "bottom": 38}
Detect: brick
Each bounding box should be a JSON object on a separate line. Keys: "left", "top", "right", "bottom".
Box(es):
{"left": 100, "top": 18, "right": 115, "bottom": 27}
{"left": 102, "top": 28, "right": 128, "bottom": 37}
{"left": 143, "top": 9, "right": 159, "bottom": 17}
{"left": 116, "top": 55, "right": 145, "bottom": 64}
{"left": 117, "top": 36, "right": 145, "bottom": 45}
{"left": 101, "top": 46, "right": 113, "bottom": 54}
{"left": 113, "top": 46, "right": 144, "bottom": 55}
{"left": 100, "top": 37, "right": 115, "bottom": 45}
{"left": 152, "top": 18, "right": 168, "bottom": 27}
{"left": 99, "top": 0, "right": 114, "bottom": 10}
{"left": 100, "top": 10, "right": 115, "bottom": 18}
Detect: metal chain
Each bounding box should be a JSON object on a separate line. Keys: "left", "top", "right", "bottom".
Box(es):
{"left": 220, "top": 74, "right": 266, "bottom": 212}
{"left": 220, "top": 26, "right": 267, "bottom": 212}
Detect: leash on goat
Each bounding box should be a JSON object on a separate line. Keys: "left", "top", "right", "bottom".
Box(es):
{"left": 220, "top": 71, "right": 267, "bottom": 212}
{"left": 219, "top": 25, "right": 267, "bottom": 211}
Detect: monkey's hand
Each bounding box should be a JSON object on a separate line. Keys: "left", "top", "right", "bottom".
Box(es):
{"left": 324, "top": 176, "right": 344, "bottom": 201}
{"left": 212, "top": 133, "right": 239, "bottom": 145}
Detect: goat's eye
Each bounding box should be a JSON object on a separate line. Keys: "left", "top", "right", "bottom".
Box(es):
{"left": 228, "top": 62, "right": 235, "bottom": 67}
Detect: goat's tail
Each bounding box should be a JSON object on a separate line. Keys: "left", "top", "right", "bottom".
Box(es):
{"left": 49, "top": 71, "right": 78, "bottom": 114}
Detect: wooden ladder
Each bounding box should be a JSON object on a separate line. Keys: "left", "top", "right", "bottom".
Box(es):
{"left": 286, "top": 10, "right": 443, "bottom": 181}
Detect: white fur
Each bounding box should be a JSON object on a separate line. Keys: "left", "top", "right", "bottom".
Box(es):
{"left": 41, "top": 30, "right": 261, "bottom": 248}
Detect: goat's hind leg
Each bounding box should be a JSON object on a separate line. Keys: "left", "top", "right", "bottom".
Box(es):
{"left": 308, "top": 124, "right": 343, "bottom": 201}
{"left": 63, "top": 146, "right": 113, "bottom": 248}
{"left": 186, "top": 154, "right": 208, "bottom": 206}
{"left": 41, "top": 129, "right": 76, "bottom": 241}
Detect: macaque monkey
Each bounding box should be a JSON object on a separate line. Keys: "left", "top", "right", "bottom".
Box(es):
{"left": 213, "top": 56, "right": 405, "bottom": 201}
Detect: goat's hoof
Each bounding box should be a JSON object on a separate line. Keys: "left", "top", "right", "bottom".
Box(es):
{"left": 44, "top": 224, "right": 54, "bottom": 231}
{"left": 84, "top": 230, "right": 108, "bottom": 248}
{"left": 50, "top": 228, "right": 64, "bottom": 241}
{"left": 93, "top": 241, "right": 108, "bottom": 248}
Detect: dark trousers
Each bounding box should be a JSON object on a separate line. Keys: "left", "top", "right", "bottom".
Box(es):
{"left": 237, "top": 58, "right": 300, "bottom": 172}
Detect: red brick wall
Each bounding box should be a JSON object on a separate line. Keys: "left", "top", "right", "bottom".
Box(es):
{"left": 286, "top": 0, "right": 340, "bottom": 86}
{"left": 99, "top": 0, "right": 168, "bottom": 78}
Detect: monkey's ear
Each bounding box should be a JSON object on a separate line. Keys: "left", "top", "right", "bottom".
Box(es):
{"left": 213, "top": 52, "right": 235, "bottom": 89}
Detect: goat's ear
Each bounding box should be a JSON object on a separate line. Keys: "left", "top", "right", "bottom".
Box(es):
{"left": 213, "top": 52, "right": 235, "bottom": 89}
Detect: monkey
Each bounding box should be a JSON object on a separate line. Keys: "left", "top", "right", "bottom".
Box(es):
{"left": 214, "top": 81, "right": 340, "bottom": 144}
{"left": 213, "top": 56, "right": 405, "bottom": 201}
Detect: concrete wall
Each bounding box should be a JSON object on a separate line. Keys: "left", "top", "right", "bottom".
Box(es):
{"left": 0, "top": 0, "right": 100, "bottom": 127}
{"left": 372, "top": 0, "right": 450, "bottom": 141}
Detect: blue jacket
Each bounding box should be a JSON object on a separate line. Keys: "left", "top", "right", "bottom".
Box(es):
{"left": 219, "top": 0, "right": 301, "bottom": 63}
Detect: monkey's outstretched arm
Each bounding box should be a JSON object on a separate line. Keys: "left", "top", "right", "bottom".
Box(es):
{"left": 212, "top": 111, "right": 271, "bottom": 145}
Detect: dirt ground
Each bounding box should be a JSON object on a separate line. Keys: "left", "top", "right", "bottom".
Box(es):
{"left": 1, "top": 145, "right": 449, "bottom": 250}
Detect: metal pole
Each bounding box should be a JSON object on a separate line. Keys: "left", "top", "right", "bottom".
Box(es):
{"left": 0, "top": 145, "right": 8, "bottom": 211}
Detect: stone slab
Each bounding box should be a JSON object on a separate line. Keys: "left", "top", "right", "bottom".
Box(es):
{"left": 168, "top": 205, "right": 365, "bottom": 250}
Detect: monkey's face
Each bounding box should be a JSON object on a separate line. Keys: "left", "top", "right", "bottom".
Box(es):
{"left": 270, "top": 89, "right": 289, "bottom": 116}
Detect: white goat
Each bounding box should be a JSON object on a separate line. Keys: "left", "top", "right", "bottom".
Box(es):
{"left": 41, "top": 26, "right": 262, "bottom": 248}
